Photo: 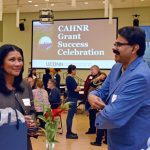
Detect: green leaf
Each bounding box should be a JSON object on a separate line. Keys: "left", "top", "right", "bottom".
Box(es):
{"left": 37, "top": 115, "right": 47, "bottom": 123}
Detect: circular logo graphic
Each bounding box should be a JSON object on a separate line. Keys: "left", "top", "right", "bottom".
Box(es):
{"left": 39, "top": 36, "right": 52, "bottom": 50}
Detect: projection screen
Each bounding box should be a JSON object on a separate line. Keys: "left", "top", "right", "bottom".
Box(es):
{"left": 32, "top": 18, "right": 118, "bottom": 69}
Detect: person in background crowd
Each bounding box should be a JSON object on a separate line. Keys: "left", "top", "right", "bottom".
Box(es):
{"left": 84, "top": 65, "right": 101, "bottom": 134}
{"left": 90, "top": 72, "right": 108, "bottom": 146}
{"left": 0, "top": 44, "right": 35, "bottom": 150}
{"left": 28, "top": 68, "right": 37, "bottom": 80}
{"left": 32, "top": 79, "right": 50, "bottom": 128}
{"left": 66, "top": 64, "right": 80, "bottom": 139}
{"left": 42, "top": 68, "right": 52, "bottom": 93}
{"left": 28, "top": 68, "right": 38, "bottom": 90}
{"left": 27, "top": 76, "right": 36, "bottom": 89}
{"left": 53, "top": 68, "right": 61, "bottom": 89}
{"left": 88, "top": 26, "right": 150, "bottom": 150}
{"left": 47, "top": 79, "right": 61, "bottom": 109}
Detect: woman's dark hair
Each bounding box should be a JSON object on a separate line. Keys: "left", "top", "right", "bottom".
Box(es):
{"left": 45, "top": 68, "right": 50, "bottom": 74}
{"left": 118, "top": 26, "right": 146, "bottom": 56}
{"left": 67, "top": 64, "right": 76, "bottom": 74}
{"left": 28, "top": 68, "right": 36, "bottom": 78}
{"left": 0, "top": 44, "right": 24, "bottom": 95}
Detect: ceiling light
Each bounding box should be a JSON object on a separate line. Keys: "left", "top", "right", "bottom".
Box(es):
{"left": 45, "top": 0, "right": 50, "bottom": 1}
{"left": 51, "top": 3, "right": 55, "bottom": 7}
{"left": 34, "top": 4, "right": 38, "bottom": 7}
{"left": 28, "top": 0, "right": 32, "bottom": 2}
{"left": 102, "top": 1, "right": 105, "bottom": 4}
{"left": 84, "top": 2, "right": 88, "bottom": 5}
{"left": 140, "top": 0, "right": 144, "bottom": 1}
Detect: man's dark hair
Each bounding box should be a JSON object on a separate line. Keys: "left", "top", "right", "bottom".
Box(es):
{"left": 49, "top": 79, "right": 56, "bottom": 86}
{"left": 0, "top": 44, "right": 24, "bottom": 95}
{"left": 67, "top": 64, "right": 76, "bottom": 74}
{"left": 28, "top": 68, "right": 36, "bottom": 78}
{"left": 54, "top": 68, "right": 61, "bottom": 72}
{"left": 45, "top": 68, "right": 50, "bottom": 74}
{"left": 118, "top": 26, "right": 146, "bottom": 56}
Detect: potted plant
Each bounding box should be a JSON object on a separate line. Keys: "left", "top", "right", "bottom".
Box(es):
{"left": 37, "top": 102, "right": 70, "bottom": 150}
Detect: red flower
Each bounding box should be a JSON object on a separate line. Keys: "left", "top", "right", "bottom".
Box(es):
{"left": 44, "top": 111, "right": 50, "bottom": 119}
{"left": 51, "top": 108, "right": 65, "bottom": 121}
{"left": 34, "top": 100, "right": 70, "bottom": 143}
{"left": 44, "top": 107, "right": 67, "bottom": 122}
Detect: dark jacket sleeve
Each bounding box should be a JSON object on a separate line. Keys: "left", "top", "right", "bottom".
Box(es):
{"left": 49, "top": 88, "right": 60, "bottom": 102}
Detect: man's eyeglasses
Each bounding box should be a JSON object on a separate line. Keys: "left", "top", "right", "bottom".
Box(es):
{"left": 114, "top": 42, "right": 131, "bottom": 47}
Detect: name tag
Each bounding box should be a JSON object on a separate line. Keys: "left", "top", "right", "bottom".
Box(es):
{"left": 22, "top": 98, "right": 31, "bottom": 106}
{"left": 111, "top": 94, "right": 117, "bottom": 103}
{"left": 89, "top": 76, "right": 93, "bottom": 79}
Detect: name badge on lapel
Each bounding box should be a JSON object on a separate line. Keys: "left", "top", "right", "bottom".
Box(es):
{"left": 22, "top": 98, "right": 31, "bottom": 106}
{"left": 89, "top": 76, "right": 93, "bottom": 79}
{"left": 111, "top": 94, "right": 117, "bottom": 103}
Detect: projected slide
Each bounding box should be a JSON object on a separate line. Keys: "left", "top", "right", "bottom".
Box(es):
{"left": 32, "top": 18, "right": 117, "bottom": 69}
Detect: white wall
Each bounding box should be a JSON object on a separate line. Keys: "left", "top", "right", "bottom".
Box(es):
{"left": 1, "top": 7, "right": 150, "bottom": 82}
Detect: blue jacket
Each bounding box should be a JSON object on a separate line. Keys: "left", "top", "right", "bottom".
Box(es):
{"left": 91, "top": 57, "right": 150, "bottom": 150}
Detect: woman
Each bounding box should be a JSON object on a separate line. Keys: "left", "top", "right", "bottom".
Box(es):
{"left": 0, "top": 44, "right": 35, "bottom": 150}
{"left": 32, "top": 79, "right": 50, "bottom": 128}
{"left": 90, "top": 72, "right": 107, "bottom": 147}
{"left": 66, "top": 64, "right": 80, "bottom": 139}
{"left": 84, "top": 65, "right": 102, "bottom": 134}
{"left": 28, "top": 69, "right": 38, "bottom": 90}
